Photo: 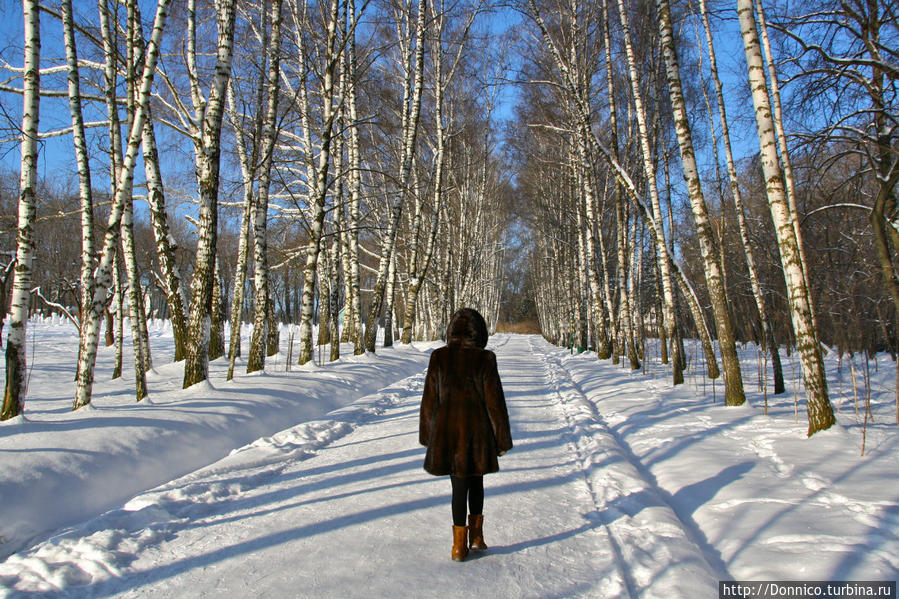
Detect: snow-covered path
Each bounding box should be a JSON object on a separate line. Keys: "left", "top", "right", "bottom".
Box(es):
{"left": 2, "top": 335, "right": 723, "bottom": 598}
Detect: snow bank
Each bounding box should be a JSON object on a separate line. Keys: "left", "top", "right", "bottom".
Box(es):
{"left": 0, "top": 319, "right": 436, "bottom": 561}
{"left": 2, "top": 324, "right": 896, "bottom": 595}
{"left": 562, "top": 341, "right": 899, "bottom": 582}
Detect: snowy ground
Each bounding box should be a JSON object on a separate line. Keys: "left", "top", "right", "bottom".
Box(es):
{"left": 0, "top": 320, "right": 897, "bottom": 597}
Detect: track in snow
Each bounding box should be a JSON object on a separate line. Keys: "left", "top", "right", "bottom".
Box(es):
{"left": 2, "top": 335, "right": 720, "bottom": 598}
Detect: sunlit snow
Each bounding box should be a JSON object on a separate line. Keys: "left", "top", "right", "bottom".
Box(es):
{"left": 0, "top": 319, "right": 896, "bottom": 597}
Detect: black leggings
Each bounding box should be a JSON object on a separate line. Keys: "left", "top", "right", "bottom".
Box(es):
{"left": 450, "top": 475, "right": 484, "bottom": 527}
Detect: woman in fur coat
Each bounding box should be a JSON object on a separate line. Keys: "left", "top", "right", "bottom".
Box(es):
{"left": 419, "top": 308, "right": 513, "bottom": 561}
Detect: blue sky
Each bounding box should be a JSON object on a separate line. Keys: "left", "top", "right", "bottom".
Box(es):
{"left": 0, "top": 1, "right": 762, "bottom": 192}
{"left": 0, "top": 1, "right": 88, "bottom": 180}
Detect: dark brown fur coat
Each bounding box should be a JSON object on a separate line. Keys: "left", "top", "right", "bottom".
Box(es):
{"left": 419, "top": 309, "right": 512, "bottom": 477}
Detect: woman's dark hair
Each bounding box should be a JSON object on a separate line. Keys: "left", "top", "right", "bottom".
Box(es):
{"left": 446, "top": 308, "right": 489, "bottom": 348}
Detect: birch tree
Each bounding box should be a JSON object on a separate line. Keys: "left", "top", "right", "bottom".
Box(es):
{"left": 522, "top": 0, "right": 607, "bottom": 357}
{"left": 611, "top": 0, "right": 686, "bottom": 383}
{"left": 294, "top": 0, "right": 347, "bottom": 365}
{"left": 753, "top": 0, "right": 818, "bottom": 337}
{"left": 603, "top": 0, "right": 639, "bottom": 369}
{"left": 656, "top": 0, "right": 745, "bottom": 405}
{"left": 181, "top": 0, "right": 238, "bottom": 388}
{"left": 364, "top": 0, "right": 427, "bottom": 353}
{"left": 325, "top": 117, "right": 345, "bottom": 361}
{"left": 524, "top": 0, "right": 684, "bottom": 377}
{"left": 1, "top": 0, "right": 40, "bottom": 420}
{"left": 129, "top": 0, "right": 189, "bottom": 363}
{"left": 210, "top": 256, "right": 225, "bottom": 360}
{"left": 225, "top": 76, "right": 263, "bottom": 380}
{"left": 61, "top": 0, "right": 97, "bottom": 400}
{"left": 399, "top": 0, "right": 480, "bottom": 344}
{"left": 123, "top": 0, "right": 153, "bottom": 379}
{"left": 247, "top": 0, "right": 283, "bottom": 373}
{"left": 343, "top": 0, "right": 365, "bottom": 354}
{"left": 99, "top": 0, "right": 151, "bottom": 401}
{"left": 120, "top": 198, "right": 149, "bottom": 400}
{"left": 695, "top": 0, "right": 784, "bottom": 394}
{"left": 769, "top": 0, "right": 897, "bottom": 419}
{"left": 73, "top": 0, "right": 172, "bottom": 410}
{"left": 737, "top": 0, "right": 835, "bottom": 434}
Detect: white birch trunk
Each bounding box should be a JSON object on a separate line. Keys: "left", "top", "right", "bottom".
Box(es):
{"left": 578, "top": 131, "right": 612, "bottom": 358}
{"left": 317, "top": 258, "right": 331, "bottom": 347}
{"left": 61, "top": 0, "right": 98, "bottom": 398}
{"left": 384, "top": 252, "right": 397, "bottom": 348}
{"left": 737, "top": 0, "right": 835, "bottom": 434}
{"left": 2, "top": 0, "right": 40, "bottom": 420}
{"left": 327, "top": 233, "right": 341, "bottom": 362}
{"left": 364, "top": 0, "right": 427, "bottom": 353}
{"left": 247, "top": 0, "right": 283, "bottom": 374}
{"left": 754, "top": 0, "right": 818, "bottom": 337}
{"left": 574, "top": 177, "right": 590, "bottom": 350}
{"left": 73, "top": 0, "right": 171, "bottom": 410}
{"left": 698, "top": 0, "right": 783, "bottom": 393}
{"left": 612, "top": 0, "right": 684, "bottom": 383}
{"left": 225, "top": 77, "right": 262, "bottom": 379}
{"left": 528, "top": 0, "right": 683, "bottom": 378}
{"left": 129, "top": 0, "right": 186, "bottom": 362}
{"left": 297, "top": 0, "right": 342, "bottom": 365}
{"left": 112, "top": 252, "right": 124, "bottom": 380}
{"left": 61, "top": 0, "right": 93, "bottom": 318}
{"left": 183, "top": 0, "right": 237, "bottom": 388}
{"left": 400, "top": 0, "right": 470, "bottom": 344}
{"left": 266, "top": 299, "right": 280, "bottom": 357}
{"left": 120, "top": 0, "right": 152, "bottom": 385}
{"left": 141, "top": 111, "right": 188, "bottom": 362}
{"left": 602, "top": 0, "right": 639, "bottom": 368}
{"left": 326, "top": 121, "right": 344, "bottom": 361}
{"left": 124, "top": 0, "right": 153, "bottom": 376}
{"left": 657, "top": 0, "right": 745, "bottom": 405}
{"left": 210, "top": 256, "right": 225, "bottom": 361}
{"left": 121, "top": 200, "right": 149, "bottom": 400}
{"left": 618, "top": 185, "right": 640, "bottom": 369}
{"left": 344, "top": 0, "right": 364, "bottom": 354}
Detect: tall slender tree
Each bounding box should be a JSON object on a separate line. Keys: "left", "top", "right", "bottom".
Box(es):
{"left": 2, "top": 0, "right": 40, "bottom": 420}
{"left": 182, "top": 0, "right": 238, "bottom": 388}
{"left": 696, "top": 0, "right": 784, "bottom": 394}
{"left": 656, "top": 0, "right": 745, "bottom": 405}
{"left": 296, "top": 0, "right": 347, "bottom": 365}
{"left": 400, "top": 0, "right": 481, "bottom": 344}
{"left": 364, "top": 0, "right": 427, "bottom": 353}
{"left": 130, "top": 0, "right": 189, "bottom": 363}
{"left": 73, "top": 0, "right": 172, "bottom": 410}
{"left": 737, "top": 0, "right": 835, "bottom": 435}
{"left": 343, "top": 0, "right": 365, "bottom": 355}
{"left": 61, "top": 0, "right": 97, "bottom": 401}
{"left": 602, "top": 0, "right": 639, "bottom": 369}
{"left": 247, "top": 0, "right": 283, "bottom": 373}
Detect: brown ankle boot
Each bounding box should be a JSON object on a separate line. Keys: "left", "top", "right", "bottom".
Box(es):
{"left": 468, "top": 514, "right": 487, "bottom": 551}
{"left": 451, "top": 525, "right": 469, "bottom": 561}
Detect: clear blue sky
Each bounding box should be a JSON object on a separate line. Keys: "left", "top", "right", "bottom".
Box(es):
{"left": 0, "top": 1, "right": 761, "bottom": 189}
{"left": 0, "top": 1, "right": 86, "bottom": 181}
